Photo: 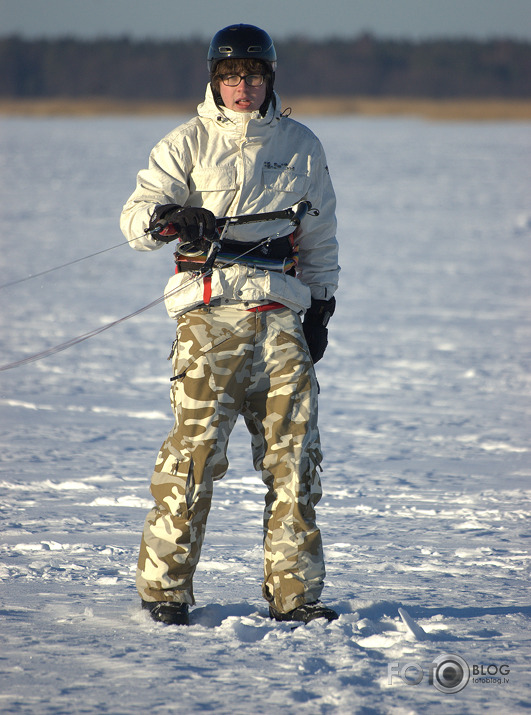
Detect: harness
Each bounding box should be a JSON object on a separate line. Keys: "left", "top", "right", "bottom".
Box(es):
{"left": 158, "top": 201, "right": 316, "bottom": 310}
{"left": 173, "top": 234, "right": 297, "bottom": 275}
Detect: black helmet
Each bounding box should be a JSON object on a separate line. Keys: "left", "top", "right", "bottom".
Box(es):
{"left": 207, "top": 24, "right": 277, "bottom": 74}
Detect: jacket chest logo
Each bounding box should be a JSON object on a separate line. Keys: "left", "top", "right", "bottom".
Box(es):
{"left": 264, "top": 161, "right": 296, "bottom": 172}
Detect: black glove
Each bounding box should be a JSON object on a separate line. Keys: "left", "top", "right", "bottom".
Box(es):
{"left": 148, "top": 204, "right": 217, "bottom": 245}
{"left": 302, "top": 296, "right": 336, "bottom": 364}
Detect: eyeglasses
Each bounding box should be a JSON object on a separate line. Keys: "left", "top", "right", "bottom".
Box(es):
{"left": 219, "top": 74, "right": 265, "bottom": 87}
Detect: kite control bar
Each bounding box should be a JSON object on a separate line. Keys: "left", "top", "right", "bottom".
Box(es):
{"left": 148, "top": 200, "right": 318, "bottom": 239}
{"left": 147, "top": 200, "right": 319, "bottom": 268}
{"left": 213, "top": 200, "right": 317, "bottom": 229}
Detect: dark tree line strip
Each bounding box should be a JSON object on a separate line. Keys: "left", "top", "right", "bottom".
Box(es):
{"left": 1, "top": 34, "right": 530, "bottom": 99}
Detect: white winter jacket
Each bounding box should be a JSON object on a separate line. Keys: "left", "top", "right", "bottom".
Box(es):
{"left": 120, "top": 86, "right": 339, "bottom": 318}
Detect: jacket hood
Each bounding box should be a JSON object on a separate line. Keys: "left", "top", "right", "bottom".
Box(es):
{"left": 197, "top": 84, "right": 282, "bottom": 133}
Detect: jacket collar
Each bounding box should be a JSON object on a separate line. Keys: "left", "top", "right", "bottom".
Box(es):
{"left": 197, "top": 84, "right": 282, "bottom": 136}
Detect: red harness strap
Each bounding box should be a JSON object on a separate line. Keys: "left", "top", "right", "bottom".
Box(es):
{"left": 203, "top": 274, "right": 212, "bottom": 305}
{"left": 247, "top": 302, "right": 285, "bottom": 313}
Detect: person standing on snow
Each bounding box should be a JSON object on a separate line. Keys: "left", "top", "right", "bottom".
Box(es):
{"left": 120, "top": 24, "right": 339, "bottom": 626}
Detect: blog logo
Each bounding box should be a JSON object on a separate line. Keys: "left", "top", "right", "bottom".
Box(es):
{"left": 388, "top": 653, "right": 510, "bottom": 693}
{"left": 429, "top": 654, "right": 470, "bottom": 693}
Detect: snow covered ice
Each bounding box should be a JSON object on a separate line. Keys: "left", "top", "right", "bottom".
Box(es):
{"left": 0, "top": 114, "right": 530, "bottom": 714}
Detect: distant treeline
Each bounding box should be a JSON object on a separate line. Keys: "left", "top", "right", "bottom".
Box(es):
{"left": 1, "top": 35, "right": 531, "bottom": 99}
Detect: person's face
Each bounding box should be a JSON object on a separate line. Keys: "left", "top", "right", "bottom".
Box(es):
{"left": 218, "top": 74, "right": 267, "bottom": 113}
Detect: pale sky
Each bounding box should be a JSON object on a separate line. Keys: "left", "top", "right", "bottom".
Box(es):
{"left": 1, "top": 0, "right": 531, "bottom": 40}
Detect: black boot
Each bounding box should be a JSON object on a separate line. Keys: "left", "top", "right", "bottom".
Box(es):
{"left": 269, "top": 601, "right": 339, "bottom": 624}
{"left": 142, "top": 600, "right": 189, "bottom": 625}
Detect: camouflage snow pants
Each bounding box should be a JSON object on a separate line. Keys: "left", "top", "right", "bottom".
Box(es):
{"left": 136, "top": 305, "right": 325, "bottom": 613}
